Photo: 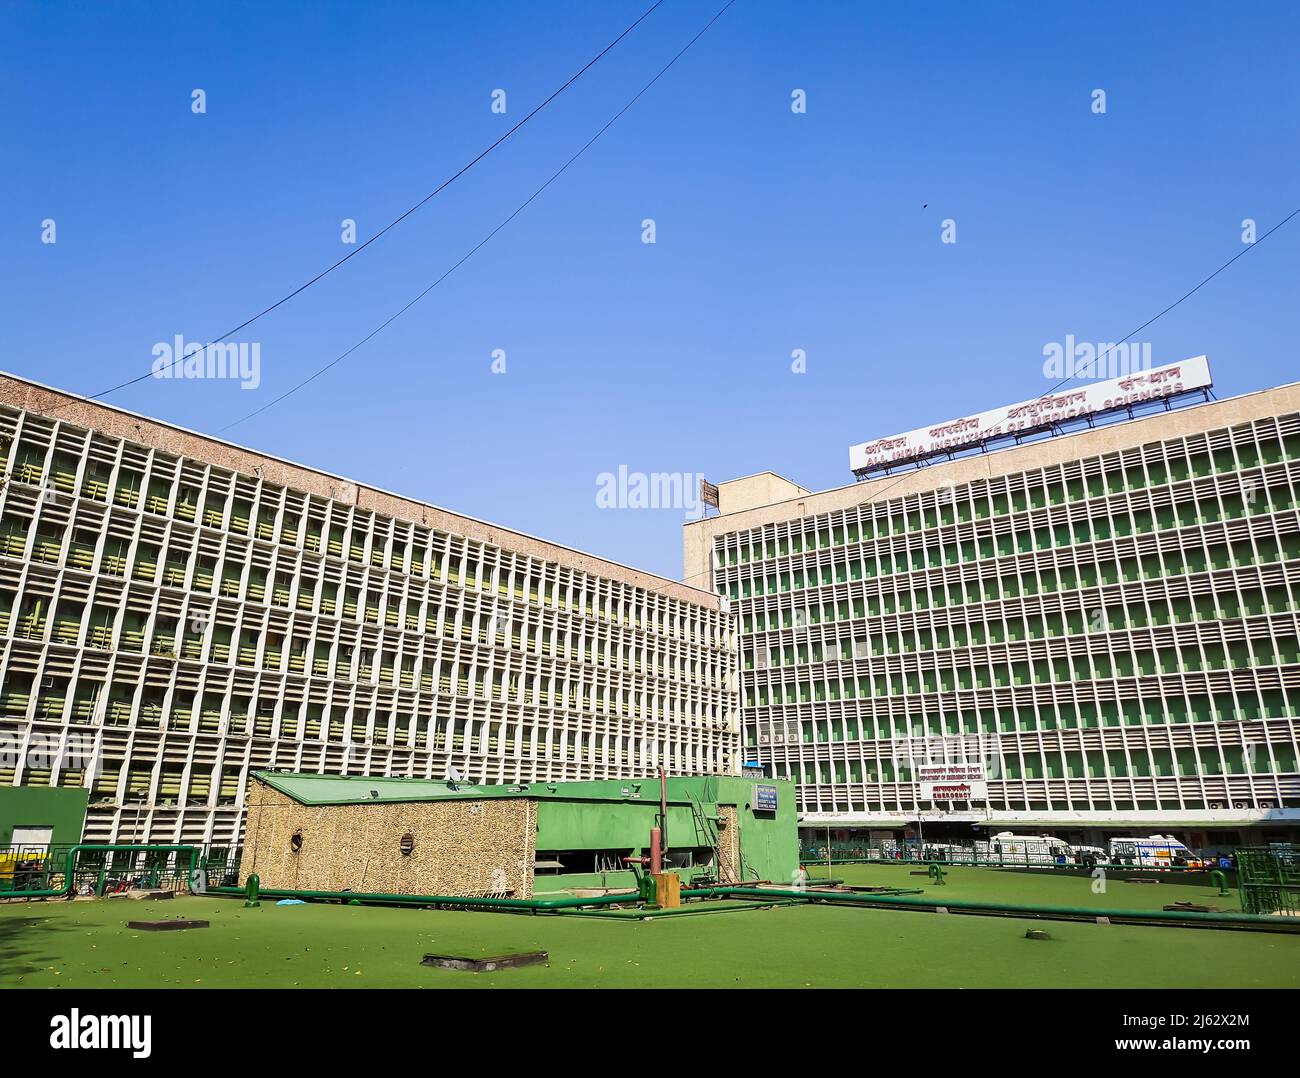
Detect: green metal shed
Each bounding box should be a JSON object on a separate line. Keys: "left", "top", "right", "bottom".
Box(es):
{"left": 242, "top": 771, "right": 798, "bottom": 896}
{"left": 0, "top": 785, "right": 89, "bottom": 850}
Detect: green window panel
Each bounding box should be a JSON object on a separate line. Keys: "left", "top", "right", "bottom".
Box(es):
{"left": 1275, "top": 744, "right": 1298, "bottom": 773}
{"left": 1251, "top": 638, "right": 1277, "bottom": 666}
{"left": 1229, "top": 692, "right": 1256, "bottom": 720}
{"left": 1224, "top": 746, "right": 1251, "bottom": 775}
{"left": 1278, "top": 636, "right": 1300, "bottom": 664}
{"left": 1222, "top": 493, "right": 1246, "bottom": 519}
{"left": 1257, "top": 537, "right": 1282, "bottom": 563}
{"left": 1204, "top": 693, "right": 1231, "bottom": 721}
{"left": 1257, "top": 438, "right": 1284, "bottom": 464}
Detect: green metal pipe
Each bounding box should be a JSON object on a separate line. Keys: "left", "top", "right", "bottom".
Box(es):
{"left": 206, "top": 879, "right": 1294, "bottom": 931}
{"left": 2, "top": 844, "right": 201, "bottom": 899}
{"left": 560, "top": 899, "right": 804, "bottom": 920}
{"left": 208, "top": 883, "right": 652, "bottom": 911}
{"left": 697, "top": 886, "right": 1300, "bottom": 932}
{"left": 206, "top": 881, "right": 769, "bottom": 912}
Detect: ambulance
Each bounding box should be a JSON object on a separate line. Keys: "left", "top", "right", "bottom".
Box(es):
{"left": 977, "top": 832, "right": 1073, "bottom": 865}
{"left": 1107, "top": 834, "right": 1203, "bottom": 869}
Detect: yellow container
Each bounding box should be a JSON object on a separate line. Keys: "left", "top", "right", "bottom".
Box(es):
{"left": 651, "top": 871, "right": 682, "bottom": 909}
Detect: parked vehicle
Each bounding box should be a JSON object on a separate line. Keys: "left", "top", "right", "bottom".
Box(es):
{"left": 1072, "top": 845, "right": 1108, "bottom": 867}
{"left": 1107, "top": 834, "right": 1202, "bottom": 868}
{"left": 917, "top": 842, "right": 972, "bottom": 861}
{"left": 0, "top": 851, "right": 48, "bottom": 891}
{"left": 977, "top": 832, "right": 1073, "bottom": 865}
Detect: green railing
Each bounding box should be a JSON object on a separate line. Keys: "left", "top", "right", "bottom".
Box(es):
{"left": 801, "top": 842, "right": 994, "bottom": 863}
{"left": 1237, "top": 845, "right": 1300, "bottom": 916}
{"left": 0, "top": 843, "right": 242, "bottom": 897}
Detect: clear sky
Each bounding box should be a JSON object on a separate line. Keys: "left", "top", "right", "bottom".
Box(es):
{"left": 2, "top": 1, "right": 1297, "bottom": 580}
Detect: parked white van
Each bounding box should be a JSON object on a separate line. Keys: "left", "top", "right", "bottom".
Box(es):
{"left": 1107, "top": 835, "right": 1202, "bottom": 868}
{"left": 977, "top": 832, "right": 1073, "bottom": 865}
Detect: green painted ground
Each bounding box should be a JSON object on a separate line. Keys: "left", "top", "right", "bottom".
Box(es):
{"left": 2, "top": 888, "right": 1295, "bottom": 989}
{"left": 804, "top": 862, "right": 1246, "bottom": 912}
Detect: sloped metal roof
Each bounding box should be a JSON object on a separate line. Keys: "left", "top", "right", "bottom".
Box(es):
{"left": 251, "top": 770, "right": 753, "bottom": 807}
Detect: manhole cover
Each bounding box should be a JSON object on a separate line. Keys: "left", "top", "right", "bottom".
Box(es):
{"left": 127, "top": 919, "right": 210, "bottom": 931}
{"left": 422, "top": 951, "right": 548, "bottom": 972}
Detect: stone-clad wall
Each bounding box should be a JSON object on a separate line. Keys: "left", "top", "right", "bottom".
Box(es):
{"left": 239, "top": 783, "right": 537, "bottom": 898}
{"left": 716, "top": 805, "right": 740, "bottom": 884}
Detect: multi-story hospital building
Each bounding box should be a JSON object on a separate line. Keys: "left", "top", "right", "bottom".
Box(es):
{"left": 5, "top": 359, "right": 1299, "bottom": 853}
{"left": 0, "top": 373, "right": 739, "bottom": 845}
{"left": 685, "top": 368, "right": 1300, "bottom": 847}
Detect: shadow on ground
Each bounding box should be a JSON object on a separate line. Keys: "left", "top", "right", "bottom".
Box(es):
{"left": 0, "top": 905, "right": 73, "bottom": 982}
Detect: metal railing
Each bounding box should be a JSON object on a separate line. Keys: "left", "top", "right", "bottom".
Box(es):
{"left": 798, "top": 841, "right": 1217, "bottom": 871}
{"left": 0, "top": 844, "right": 242, "bottom": 897}
{"left": 1237, "top": 845, "right": 1300, "bottom": 916}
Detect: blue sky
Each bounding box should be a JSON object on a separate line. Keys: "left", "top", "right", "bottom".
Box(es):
{"left": 2, "top": 1, "right": 1297, "bottom": 580}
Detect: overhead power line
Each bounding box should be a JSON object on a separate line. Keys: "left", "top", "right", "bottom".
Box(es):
{"left": 681, "top": 203, "right": 1300, "bottom": 586}
{"left": 218, "top": 0, "right": 739, "bottom": 434}
{"left": 75, "top": 0, "right": 667, "bottom": 406}
{"left": 1038, "top": 205, "right": 1300, "bottom": 399}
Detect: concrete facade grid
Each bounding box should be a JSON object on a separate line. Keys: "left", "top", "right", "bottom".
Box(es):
{"left": 695, "top": 389, "right": 1300, "bottom": 830}
{"left": 0, "top": 380, "right": 740, "bottom": 844}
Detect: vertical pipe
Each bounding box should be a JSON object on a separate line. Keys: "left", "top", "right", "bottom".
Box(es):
{"left": 650, "top": 827, "right": 662, "bottom": 875}
{"left": 659, "top": 766, "right": 668, "bottom": 862}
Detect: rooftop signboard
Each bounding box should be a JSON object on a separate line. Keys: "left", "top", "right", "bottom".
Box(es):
{"left": 848, "top": 356, "right": 1212, "bottom": 475}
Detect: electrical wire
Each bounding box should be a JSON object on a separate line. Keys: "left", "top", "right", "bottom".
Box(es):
{"left": 72, "top": 0, "right": 668, "bottom": 406}
{"left": 681, "top": 204, "right": 1300, "bottom": 587}
{"left": 218, "top": 0, "right": 738, "bottom": 433}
